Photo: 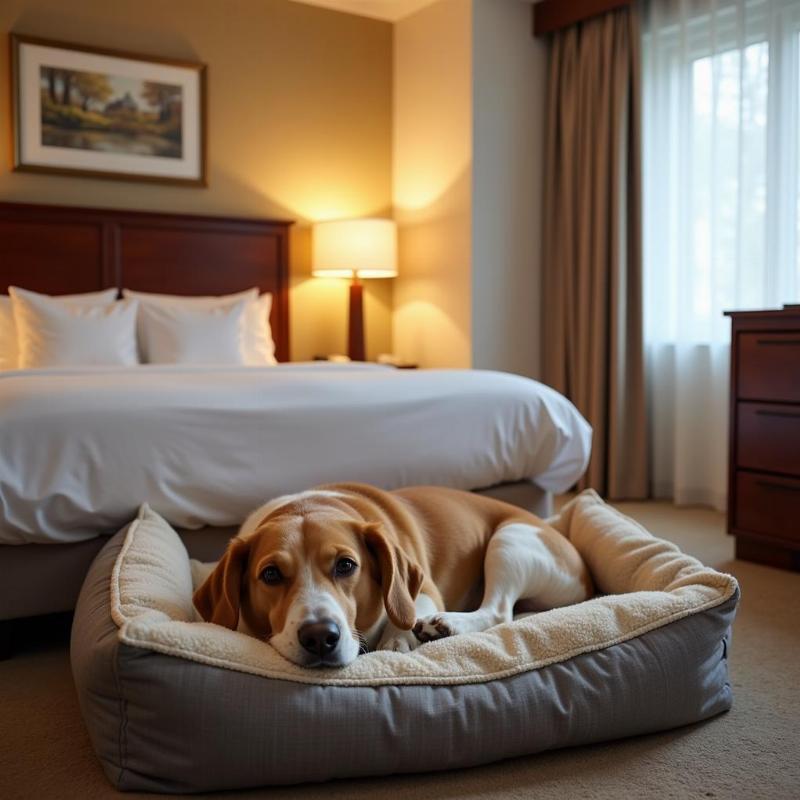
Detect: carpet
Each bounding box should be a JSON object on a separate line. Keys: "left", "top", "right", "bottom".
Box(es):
{"left": 0, "top": 500, "right": 798, "bottom": 800}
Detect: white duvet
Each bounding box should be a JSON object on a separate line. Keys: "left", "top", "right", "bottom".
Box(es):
{"left": 0, "top": 363, "right": 591, "bottom": 544}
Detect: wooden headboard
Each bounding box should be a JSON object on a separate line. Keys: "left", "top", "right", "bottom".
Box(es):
{"left": 0, "top": 201, "right": 292, "bottom": 361}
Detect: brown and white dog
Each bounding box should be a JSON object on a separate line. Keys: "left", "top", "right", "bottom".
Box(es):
{"left": 193, "top": 483, "right": 593, "bottom": 668}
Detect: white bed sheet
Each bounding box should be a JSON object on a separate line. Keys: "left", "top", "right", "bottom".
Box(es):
{"left": 0, "top": 363, "right": 591, "bottom": 544}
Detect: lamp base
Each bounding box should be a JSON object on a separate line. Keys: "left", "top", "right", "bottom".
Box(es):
{"left": 347, "top": 277, "right": 366, "bottom": 362}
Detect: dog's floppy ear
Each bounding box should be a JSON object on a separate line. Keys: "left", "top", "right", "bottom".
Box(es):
{"left": 192, "top": 537, "right": 250, "bottom": 630}
{"left": 361, "top": 523, "right": 423, "bottom": 630}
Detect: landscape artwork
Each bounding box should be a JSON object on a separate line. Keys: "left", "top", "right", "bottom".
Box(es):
{"left": 12, "top": 35, "right": 206, "bottom": 186}
{"left": 40, "top": 66, "right": 183, "bottom": 159}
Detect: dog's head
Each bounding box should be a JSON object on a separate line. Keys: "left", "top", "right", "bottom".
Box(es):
{"left": 193, "top": 504, "right": 423, "bottom": 667}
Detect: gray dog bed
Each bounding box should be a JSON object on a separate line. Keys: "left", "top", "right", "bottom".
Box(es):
{"left": 71, "top": 490, "right": 739, "bottom": 793}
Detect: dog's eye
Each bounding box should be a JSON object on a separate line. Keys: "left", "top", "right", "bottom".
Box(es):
{"left": 335, "top": 557, "right": 357, "bottom": 577}
{"left": 260, "top": 565, "right": 282, "bottom": 585}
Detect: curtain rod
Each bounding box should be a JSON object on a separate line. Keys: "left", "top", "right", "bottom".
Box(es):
{"left": 533, "top": 0, "right": 633, "bottom": 36}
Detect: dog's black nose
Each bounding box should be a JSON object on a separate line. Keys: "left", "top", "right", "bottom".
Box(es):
{"left": 298, "top": 619, "right": 341, "bottom": 657}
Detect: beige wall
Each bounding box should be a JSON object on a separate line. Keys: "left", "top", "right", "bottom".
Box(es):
{"left": 0, "top": 0, "right": 393, "bottom": 362}
{"left": 472, "top": 0, "right": 546, "bottom": 379}
{"left": 393, "top": 0, "right": 547, "bottom": 377}
{"left": 392, "top": 0, "right": 473, "bottom": 369}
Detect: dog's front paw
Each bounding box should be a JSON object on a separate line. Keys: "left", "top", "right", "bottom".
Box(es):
{"left": 414, "top": 610, "right": 502, "bottom": 640}
{"left": 413, "top": 614, "right": 456, "bottom": 642}
{"left": 377, "top": 627, "right": 421, "bottom": 654}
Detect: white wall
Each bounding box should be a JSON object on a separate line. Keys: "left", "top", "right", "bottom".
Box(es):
{"left": 392, "top": 0, "right": 473, "bottom": 369}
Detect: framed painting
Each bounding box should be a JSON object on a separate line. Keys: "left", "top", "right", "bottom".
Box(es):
{"left": 10, "top": 34, "right": 207, "bottom": 186}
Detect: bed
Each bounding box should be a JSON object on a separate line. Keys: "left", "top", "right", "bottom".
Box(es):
{"left": 0, "top": 201, "right": 591, "bottom": 631}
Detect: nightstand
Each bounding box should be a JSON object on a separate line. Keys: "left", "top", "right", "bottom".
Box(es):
{"left": 725, "top": 305, "right": 800, "bottom": 571}
{"left": 313, "top": 355, "right": 418, "bottom": 369}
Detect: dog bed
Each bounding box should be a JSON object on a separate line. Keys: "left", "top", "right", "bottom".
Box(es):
{"left": 71, "top": 490, "right": 739, "bottom": 793}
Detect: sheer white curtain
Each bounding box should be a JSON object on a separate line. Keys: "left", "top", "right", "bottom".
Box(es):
{"left": 642, "top": 0, "right": 800, "bottom": 510}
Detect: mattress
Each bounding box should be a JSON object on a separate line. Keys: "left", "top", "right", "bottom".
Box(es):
{"left": 0, "top": 363, "right": 591, "bottom": 544}
{"left": 71, "top": 490, "right": 738, "bottom": 793}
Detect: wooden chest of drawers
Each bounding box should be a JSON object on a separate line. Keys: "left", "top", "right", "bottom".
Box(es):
{"left": 726, "top": 306, "right": 800, "bottom": 570}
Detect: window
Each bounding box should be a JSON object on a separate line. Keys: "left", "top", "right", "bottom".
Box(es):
{"left": 641, "top": 0, "right": 800, "bottom": 509}
{"left": 643, "top": 0, "right": 800, "bottom": 346}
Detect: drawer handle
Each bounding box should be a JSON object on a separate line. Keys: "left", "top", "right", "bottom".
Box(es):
{"left": 755, "top": 338, "right": 800, "bottom": 346}
{"left": 756, "top": 480, "right": 800, "bottom": 494}
{"left": 755, "top": 409, "right": 800, "bottom": 419}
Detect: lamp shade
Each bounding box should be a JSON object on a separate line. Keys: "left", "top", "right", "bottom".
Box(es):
{"left": 312, "top": 218, "right": 398, "bottom": 279}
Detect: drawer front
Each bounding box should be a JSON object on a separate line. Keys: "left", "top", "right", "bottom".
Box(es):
{"left": 738, "top": 332, "right": 800, "bottom": 402}
{"left": 737, "top": 402, "right": 800, "bottom": 476}
{"left": 735, "top": 472, "right": 800, "bottom": 543}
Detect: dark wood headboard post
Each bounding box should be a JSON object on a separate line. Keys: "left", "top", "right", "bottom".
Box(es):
{"left": 0, "top": 202, "right": 293, "bottom": 361}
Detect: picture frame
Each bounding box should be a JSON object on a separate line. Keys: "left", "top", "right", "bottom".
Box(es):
{"left": 10, "top": 34, "right": 207, "bottom": 187}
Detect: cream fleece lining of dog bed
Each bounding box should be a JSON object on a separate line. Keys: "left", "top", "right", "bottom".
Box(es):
{"left": 110, "top": 490, "right": 738, "bottom": 687}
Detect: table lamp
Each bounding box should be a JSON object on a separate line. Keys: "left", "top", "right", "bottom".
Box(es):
{"left": 312, "top": 218, "right": 398, "bottom": 361}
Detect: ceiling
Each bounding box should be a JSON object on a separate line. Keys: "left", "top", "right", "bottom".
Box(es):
{"left": 289, "top": 0, "right": 440, "bottom": 23}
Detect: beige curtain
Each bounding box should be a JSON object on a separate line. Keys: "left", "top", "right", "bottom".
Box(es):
{"left": 541, "top": 5, "right": 647, "bottom": 499}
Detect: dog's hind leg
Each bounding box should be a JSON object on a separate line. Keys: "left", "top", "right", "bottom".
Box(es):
{"left": 414, "top": 522, "right": 589, "bottom": 642}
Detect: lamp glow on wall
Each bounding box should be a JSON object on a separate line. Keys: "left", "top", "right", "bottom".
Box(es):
{"left": 312, "top": 218, "right": 397, "bottom": 361}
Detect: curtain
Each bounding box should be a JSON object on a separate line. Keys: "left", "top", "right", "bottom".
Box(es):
{"left": 642, "top": 0, "right": 800, "bottom": 510}
{"left": 542, "top": 6, "right": 648, "bottom": 499}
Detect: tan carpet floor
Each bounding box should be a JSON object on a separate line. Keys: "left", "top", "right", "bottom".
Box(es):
{"left": 1, "top": 501, "right": 799, "bottom": 800}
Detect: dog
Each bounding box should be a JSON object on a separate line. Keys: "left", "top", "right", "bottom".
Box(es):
{"left": 193, "top": 483, "right": 593, "bottom": 667}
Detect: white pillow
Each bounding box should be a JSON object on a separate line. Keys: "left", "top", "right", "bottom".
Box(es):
{"left": 9, "top": 287, "right": 137, "bottom": 369}
{"left": 122, "top": 288, "right": 276, "bottom": 365}
{"left": 137, "top": 300, "right": 248, "bottom": 365}
{"left": 2, "top": 288, "right": 119, "bottom": 369}
{"left": 0, "top": 297, "right": 16, "bottom": 370}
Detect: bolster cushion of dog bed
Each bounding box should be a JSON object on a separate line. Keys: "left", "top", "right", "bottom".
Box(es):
{"left": 71, "top": 490, "right": 739, "bottom": 793}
